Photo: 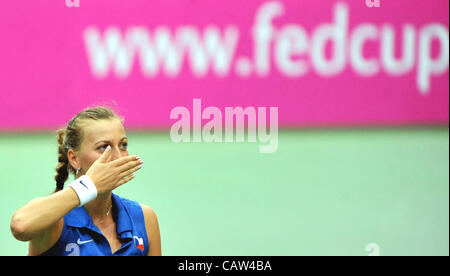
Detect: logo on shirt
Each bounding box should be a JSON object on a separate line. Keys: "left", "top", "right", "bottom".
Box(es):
{"left": 133, "top": 236, "right": 144, "bottom": 251}
{"left": 77, "top": 238, "right": 94, "bottom": 245}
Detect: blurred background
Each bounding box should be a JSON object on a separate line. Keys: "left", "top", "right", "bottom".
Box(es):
{"left": 0, "top": 0, "right": 448, "bottom": 255}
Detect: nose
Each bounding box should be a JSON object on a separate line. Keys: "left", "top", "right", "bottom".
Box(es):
{"left": 109, "top": 147, "right": 122, "bottom": 162}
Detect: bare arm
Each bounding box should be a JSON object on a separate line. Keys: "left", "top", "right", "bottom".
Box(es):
{"left": 11, "top": 188, "right": 79, "bottom": 255}
{"left": 141, "top": 204, "right": 162, "bottom": 256}
{"left": 11, "top": 188, "right": 79, "bottom": 241}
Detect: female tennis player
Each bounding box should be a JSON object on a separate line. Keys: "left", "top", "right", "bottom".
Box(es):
{"left": 10, "top": 106, "right": 161, "bottom": 256}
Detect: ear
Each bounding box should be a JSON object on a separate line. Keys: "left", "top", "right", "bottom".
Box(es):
{"left": 67, "top": 149, "right": 80, "bottom": 172}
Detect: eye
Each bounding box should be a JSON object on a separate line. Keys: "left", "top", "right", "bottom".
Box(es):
{"left": 121, "top": 142, "right": 128, "bottom": 149}
{"left": 97, "top": 144, "right": 108, "bottom": 150}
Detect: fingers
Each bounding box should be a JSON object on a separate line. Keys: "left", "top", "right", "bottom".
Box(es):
{"left": 96, "top": 145, "right": 112, "bottom": 164}
{"left": 116, "top": 158, "right": 143, "bottom": 174}
{"left": 110, "top": 155, "right": 140, "bottom": 167}
{"left": 118, "top": 161, "right": 143, "bottom": 179}
{"left": 116, "top": 173, "right": 136, "bottom": 187}
{"left": 114, "top": 156, "right": 143, "bottom": 187}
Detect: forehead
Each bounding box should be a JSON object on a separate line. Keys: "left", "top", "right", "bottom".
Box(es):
{"left": 81, "top": 119, "right": 126, "bottom": 144}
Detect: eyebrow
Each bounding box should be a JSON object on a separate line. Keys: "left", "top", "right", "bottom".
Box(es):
{"left": 94, "top": 136, "right": 128, "bottom": 145}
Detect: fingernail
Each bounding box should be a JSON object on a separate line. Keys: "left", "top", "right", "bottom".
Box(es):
{"left": 138, "top": 164, "right": 143, "bottom": 169}
{"left": 139, "top": 160, "right": 144, "bottom": 164}
{"left": 131, "top": 174, "right": 136, "bottom": 178}
{"left": 136, "top": 156, "right": 141, "bottom": 160}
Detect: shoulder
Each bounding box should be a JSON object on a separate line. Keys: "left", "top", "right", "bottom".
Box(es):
{"left": 139, "top": 203, "right": 158, "bottom": 227}
{"left": 139, "top": 203, "right": 162, "bottom": 256}
{"left": 112, "top": 194, "right": 158, "bottom": 227}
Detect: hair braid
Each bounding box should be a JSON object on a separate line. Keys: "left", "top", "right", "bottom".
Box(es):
{"left": 54, "top": 128, "right": 69, "bottom": 191}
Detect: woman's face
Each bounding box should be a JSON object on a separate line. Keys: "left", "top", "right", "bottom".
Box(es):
{"left": 70, "top": 119, "right": 129, "bottom": 173}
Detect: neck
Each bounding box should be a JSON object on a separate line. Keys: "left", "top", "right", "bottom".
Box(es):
{"left": 83, "top": 192, "right": 113, "bottom": 222}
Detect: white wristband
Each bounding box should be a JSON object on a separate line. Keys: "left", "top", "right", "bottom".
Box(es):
{"left": 68, "top": 175, "right": 98, "bottom": 206}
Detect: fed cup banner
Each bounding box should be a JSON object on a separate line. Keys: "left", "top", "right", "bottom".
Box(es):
{"left": 0, "top": 0, "right": 448, "bottom": 130}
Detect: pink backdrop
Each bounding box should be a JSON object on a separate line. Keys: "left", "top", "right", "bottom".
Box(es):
{"left": 0, "top": 0, "right": 448, "bottom": 130}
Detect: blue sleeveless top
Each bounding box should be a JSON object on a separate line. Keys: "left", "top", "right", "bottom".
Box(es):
{"left": 41, "top": 193, "right": 149, "bottom": 256}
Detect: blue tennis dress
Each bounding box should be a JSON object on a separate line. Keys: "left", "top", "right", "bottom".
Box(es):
{"left": 41, "top": 193, "right": 149, "bottom": 256}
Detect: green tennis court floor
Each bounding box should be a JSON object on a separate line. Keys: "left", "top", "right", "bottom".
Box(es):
{"left": 1, "top": 127, "right": 448, "bottom": 255}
